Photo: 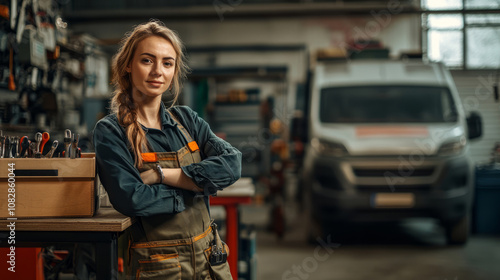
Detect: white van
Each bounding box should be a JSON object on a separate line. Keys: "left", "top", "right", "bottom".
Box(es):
{"left": 301, "top": 59, "right": 482, "bottom": 245}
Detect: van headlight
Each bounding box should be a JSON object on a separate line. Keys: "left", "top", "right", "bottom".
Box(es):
{"left": 437, "top": 136, "right": 467, "bottom": 156}
{"left": 311, "top": 138, "right": 349, "bottom": 157}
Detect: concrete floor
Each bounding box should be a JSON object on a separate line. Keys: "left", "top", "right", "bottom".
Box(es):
{"left": 239, "top": 204, "right": 500, "bottom": 280}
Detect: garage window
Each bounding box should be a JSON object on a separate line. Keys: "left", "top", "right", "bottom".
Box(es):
{"left": 422, "top": 0, "right": 500, "bottom": 69}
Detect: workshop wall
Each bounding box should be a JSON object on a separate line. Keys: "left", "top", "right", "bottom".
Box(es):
{"left": 69, "top": 14, "right": 500, "bottom": 164}
{"left": 451, "top": 70, "right": 500, "bottom": 164}
{"left": 70, "top": 14, "right": 420, "bottom": 127}
{"left": 71, "top": 15, "right": 420, "bottom": 57}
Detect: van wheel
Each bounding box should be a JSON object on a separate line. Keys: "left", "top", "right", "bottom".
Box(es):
{"left": 445, "top": 215, "right": 469, "bottom": 245}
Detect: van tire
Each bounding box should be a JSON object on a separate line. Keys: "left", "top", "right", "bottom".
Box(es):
{"left": 445, "top": 215, "right": 469, "bottom": 245}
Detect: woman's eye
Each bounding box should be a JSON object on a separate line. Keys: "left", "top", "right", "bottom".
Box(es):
{"left": 141, "top": 58, "right": 152, "bottom": 63}
{"left": 164, "top": 62, "right": 173, "bottom": 67}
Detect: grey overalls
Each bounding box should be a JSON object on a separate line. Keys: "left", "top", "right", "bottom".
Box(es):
{"left": 128, "top": 110, "right": 232, "bottom": 280}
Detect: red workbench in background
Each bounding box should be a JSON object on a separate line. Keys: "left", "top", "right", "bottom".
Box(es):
{"left": 210, "top": 178, "right": 255, "bottom": 280}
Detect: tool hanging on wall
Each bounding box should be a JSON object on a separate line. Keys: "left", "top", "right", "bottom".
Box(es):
{"left": 16, "top": 0, "right": 27, "bottom": 44}
{"left": 10, "top": 0, "right": 17, "bottom": 30}
{"left": 0, "top": 3, "right": 8, "bottom": 21}
{"left": 8, "top": 41, "right": 15, "bottom": 90}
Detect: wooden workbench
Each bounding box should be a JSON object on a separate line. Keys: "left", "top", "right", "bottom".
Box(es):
{"left": 0, "top": 207, "right": 134, "bottom": 232}
{"left": 0, "top": 207, "right": 134, "bottom": 280}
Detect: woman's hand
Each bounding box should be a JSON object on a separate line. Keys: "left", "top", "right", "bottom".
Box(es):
{"left": 162, "top": 168, "right": 203, "bottom": 193}
{"left": 140, "top": 169, "right": 160, "bottom": 185}
{"left": 140, "top": 168, "right": 203, "bottom": 193}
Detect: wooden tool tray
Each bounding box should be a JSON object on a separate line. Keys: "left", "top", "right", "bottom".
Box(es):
{"left": 0, "top": 155, "right": 97, "bottom": 218}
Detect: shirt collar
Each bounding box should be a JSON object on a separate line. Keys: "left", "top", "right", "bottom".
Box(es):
{"left": 160, "top": 102, "right": 177, "bottom": 128}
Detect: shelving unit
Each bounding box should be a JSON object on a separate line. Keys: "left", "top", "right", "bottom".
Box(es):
{"left": 0, "top": 1, "right": 109, "bottom": 149}
{"left": 188, "top": 66, "right": 288, "bottom": 178}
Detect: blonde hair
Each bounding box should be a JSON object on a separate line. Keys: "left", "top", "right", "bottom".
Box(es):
{"left": 110, "top": 20, "right": 189, "bottom": 168}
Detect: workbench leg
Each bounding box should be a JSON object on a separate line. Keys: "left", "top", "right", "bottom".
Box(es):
{"left": 95, "top": 234, "right": 118, "bottom": 280}
{"left": 225, "top": 204, "right": 239, "bottom": 280}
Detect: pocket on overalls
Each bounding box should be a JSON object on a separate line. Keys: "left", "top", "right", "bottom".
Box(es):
{"left": 136, "top": 253, "right": 181, "bottom": 280}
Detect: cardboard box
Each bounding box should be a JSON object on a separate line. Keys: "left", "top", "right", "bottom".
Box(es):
{"left": 0, "top": 155, "right": 98, "bottom": 218}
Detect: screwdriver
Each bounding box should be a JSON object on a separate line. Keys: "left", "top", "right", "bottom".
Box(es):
{"left": 40, "top": 132, "right": 50, "bottom": 155}
{"left": 64, "top": 129, "right": 71, "bottom": 158}
{"left": 19, "top": 136, "right": 29, "bottom": 158}
{"left": 5, "top": 137, "right": 11, "bottom": 158}
{"left": 35, "top": 132, "right": 42, "bottom": 154}
{"left": 71, "top": 133, "right": 79, "bottom": 159}
{"left": 13, "top": 136, "right": 19, "bottom": 158}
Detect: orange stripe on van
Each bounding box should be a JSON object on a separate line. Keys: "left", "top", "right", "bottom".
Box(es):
{"left": 188, "top": 141, "right": 200, "bottom": 152}
{"left": 141, "top": 153, "right": 158, "bottom": 163}
{"left": 356, "top": 126, "right": 429, "bottom": 137}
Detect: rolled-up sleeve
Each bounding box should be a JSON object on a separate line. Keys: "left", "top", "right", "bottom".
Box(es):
{"left": 93, "top": 117, "right": 185, "bottom": 217}
{"left": 177, "top": 107, "right": 242, "bottom": 196}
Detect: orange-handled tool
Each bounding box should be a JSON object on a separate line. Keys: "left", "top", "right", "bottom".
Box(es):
{"left": 40, "top": 132, "right": 50, "bottom": 154}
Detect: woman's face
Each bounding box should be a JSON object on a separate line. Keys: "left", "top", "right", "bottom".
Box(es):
{"left": 127, "top": 36, "right": 176, "bottom": 101}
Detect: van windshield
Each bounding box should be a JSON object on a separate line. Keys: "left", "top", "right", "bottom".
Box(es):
{"left": 320, "top": 86, "right": 458, "bottom": 123}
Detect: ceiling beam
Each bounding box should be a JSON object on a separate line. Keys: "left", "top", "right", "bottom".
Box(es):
{"left": 65, "top": 2, "right": 425, "bottom": 23}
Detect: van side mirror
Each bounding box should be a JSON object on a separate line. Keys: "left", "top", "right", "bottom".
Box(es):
{"left": 467, "top": 111, "right": 482, "bottom": 140}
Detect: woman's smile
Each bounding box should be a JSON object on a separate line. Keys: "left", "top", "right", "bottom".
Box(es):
{"left": 146, "top": 80, "right": 164, "bottom": 88}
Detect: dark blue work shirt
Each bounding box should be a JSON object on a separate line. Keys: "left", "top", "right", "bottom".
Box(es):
{"left": 93, "top": 103, "right": 242, "bottom": 217}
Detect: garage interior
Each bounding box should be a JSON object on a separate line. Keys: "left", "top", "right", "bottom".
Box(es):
{"left": 0, "top": 0, "right": 500, "bottom": 279}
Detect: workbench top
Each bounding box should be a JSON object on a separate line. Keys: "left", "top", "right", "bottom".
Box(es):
{"left": 0, "top": 207, "right": 134, "bottom": 232}
{"left": 218, "top": 177, "right": 255, "bottom": 197}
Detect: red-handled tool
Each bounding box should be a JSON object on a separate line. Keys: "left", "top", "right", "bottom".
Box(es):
{"left": 40, "top": 132, "right": 49, "bottom": 154}
{"left": 19, "top": 136, "right": 29, "bottom": 158}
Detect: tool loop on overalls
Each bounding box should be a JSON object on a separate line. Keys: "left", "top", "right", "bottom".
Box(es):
{"left": 209, "top": 222, "right": 228, "bottom": 266}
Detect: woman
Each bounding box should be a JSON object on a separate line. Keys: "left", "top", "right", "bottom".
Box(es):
{"left": 93, "top": 20, "right": 241, "bottom": 279}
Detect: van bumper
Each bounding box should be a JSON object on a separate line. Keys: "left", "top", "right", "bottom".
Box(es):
{"left": 307, "top": 153, "right": 473, "bottom": 224}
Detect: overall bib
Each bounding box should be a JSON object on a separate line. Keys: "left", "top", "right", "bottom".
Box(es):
{"left": 128, "top": 110, "right": 232, "bottom": 280}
